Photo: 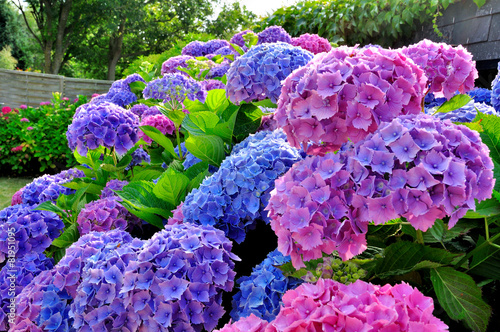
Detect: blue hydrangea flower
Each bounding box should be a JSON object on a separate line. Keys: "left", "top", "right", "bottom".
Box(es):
{"left": 20, "top": 168, "right": 85, "bottom": 205}
{"left": 130, "top": 104, "right": 150, "bottom": 118}
{"left": 67, "top": 101, "right": 140, "bottom": 156}
{"left": 143, "top": 73, "right": 207, "bottom": 104}
{"left": 125, "top": 148, "right": 151, "bottom": 171}
{"left": 226, "top": 42, "right": 314, "bottom": 104}
{"left": 206, "top": 63, "right": 230, "bottom": 79}
{"left": 257, "top": 26, "right": 292, "bottom": 44}
{"left": 231, "top": 249, "right": 302, "bottom": 322}
{"left": 181, "top": 41, "right": 207, "bottom": 57}
{"left": 11, "top": 230, "right": 134, "bottom": 331}
{"left": 93, "top": 74, "right": 146, "bottom": 107}
{"left": 491, "top": 62, "right": 500, "bottom": 112}
{"left": 0, "top": 253, "right": 54, "bottom": 330}
{"left": 100, "top": 179, "right": 129, "bottom": 199}
{"left": 0, "top": 204, "right": 64, "bottom": 263}
{"left": 230, "top": 30, "right": 254, "bottom": 49}
{"left": 431, "top": 100, "right": 499, "bottom": 122}
{"left": 424, "top": 92, "right": 447, "bottom": 109}
{"left": 72, "top": 224, "right": 238, "bottom": 331}
{"left": 467, "top": 87, "right": 491, "bottom": 105}
{"left": 205, "top": 39, "right": 231, "bottom": 54}
{"left": 181, "top": 129, "right": 304, "bottom": 243}
{"left": 213, "top": 46, "right": 239, "bottom": 59}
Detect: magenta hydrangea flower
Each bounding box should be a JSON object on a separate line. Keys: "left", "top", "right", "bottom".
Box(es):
{"left": 266, "top": 279, "right": 448, "bottom": 331}
{"left": 257, "top": 26, "right": 292, "bottom": 44}
{"left": 216, "top": 314, "right": 268, "bottom": 332}
{"left": 275, "top": 46, "right": 427, "bottom": 155}
{"left": 138, "top": 114, "right": 176, "bottom": 144}
{"left": 66, "top": 101, "right": 140, "bottom": 156}
{"left": 226, "top": 42, "right": 314, "bottom": 104}
{"left": 268, "top": 114, "right": 494, "bottom": 268}
{"left": 400, "top": 39, "right": 478, "bottom": 99}
{"left": 77, "top": 196, "right": 141, "bottom": 235}
{"left": 11, "top": 188, "right": 23, "bottom": 205}
{"left": 161, "top": 55, "right": 195, "bottom": 76}
{"left": 291, "top": 33, "right": 332, "bottom": 54}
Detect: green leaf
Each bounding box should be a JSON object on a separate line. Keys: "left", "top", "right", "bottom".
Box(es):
{"left": 34, "top": 201, "right": 67, "bottom": 215}
{"left": 131, "top": 166, "right": 165, "bottom": 182}
{"left": 100, "top": 163, "right": 128, "bottom": 173}
{"left": 116, "top": 154, "right": 133, "bottom": 168}
{"left": 463, "top": 198, "right": 500, "bottom": 218}
{"left": 205, "top": 89, "right": 229, "bottom": 114}
{"left": 139, "top": 125, "right": 177, "bottom": 158}
{"left": 51, "top": 224, "right": 80, "bottom": 248}
{"left": 182, "top": 112, "right": 220, "bottom": 136}
{"left": 161, "top": 108, "right": 186, "bottom": 128}
{"left": 129, "top": 81, "right": 146, "bottom": 94}
{"left": 153, "top": 169, "right": 190, "bottom": 206}
{"left": 230, "top": 43, "right": 245, "bottom": 55}
{"left": 473, "top": 0, "right": 486, "bottom": 8}
{"left": 120, "top": 201, "right": 166, "bottom": 229}
{"left": 188, "top": 168, "right": 209, "bottom": 192}
{"left": 233, "top": 104, "right": 264, "bottom": 141}
{"left": 184, "top": 161, "right": 209, "bottom": 180}
{"left": 469, "top": 235, "right": 500, "bottom": 279}
{"left": 430, "top": 267, "right": 491, "bottom": 331}
{"left": 251, "top": 99, "right": 277, "bottom": 108}
{"left": 435, "top": 94, "right": 472, "bottom": 114}
{"left": 373, "top": 241, "right": 459, "bottom": 278}
{"left": 183, "top": 98, "right": 209, "bottom": 113}
{"left": 185, "top": 135, "right": 225, "bottom": 166}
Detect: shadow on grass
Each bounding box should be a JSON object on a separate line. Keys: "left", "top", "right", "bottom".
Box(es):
{"left": 0, "top": 177, "right": 33, "bottom": 209}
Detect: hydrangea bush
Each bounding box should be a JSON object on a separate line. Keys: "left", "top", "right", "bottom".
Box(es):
{"left": 291, "top": 33, "right": 332, "bottom": 54}
{"left": 275, "top": 46, "right": 427, "bottom": 154}
{"left": 143, "top": 73, "right": 207, "bottom": 104}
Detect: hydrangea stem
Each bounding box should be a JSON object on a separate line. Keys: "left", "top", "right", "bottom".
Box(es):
{"left": 416, "top": 230, "right": 424, "bottom": 244}
{"left": 176, "top": 127, "right": 183, "bottom": 160}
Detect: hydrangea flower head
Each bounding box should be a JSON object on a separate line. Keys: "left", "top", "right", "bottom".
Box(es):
{"left": 66, "top": 101, "right": 140, "bottom": 156}
{"left": 231, "top": 249, "right": 303, "bottom": 322}
{"left": 205, "top": 39, "right": 231, "bottom": 54}
{"left": 182, "top": 130, "right": 304, "bottom": 243}
{"left": 20, "top": 168, "right": 85, "bottom": 205}
{"left": 491, "top": 62, "right": 500, "bottom": 112}
{"left": 201, "top": 79, "right": 226, "bottom": 91}
{"left": 12, "top": 230, "right": 135, "bottom": 331}
{"left": 143, "top": 73, "right": 207, "bottom": 104}
{"left": 206, "top": 63, "right": 231, "bottom": 80}
{"left": 130, "top": 103, "right": 150, "bottom": 119}
{"left": 265, "top": 279, "right": 448, "bottom": 331}
{"left": 97, "top": 74, "right": 146, "bottom": 107}
{"left": 425, "top": 92, "right": 447, "bottom": 109}
{"left": 268, "top": 113, "right": 494, "bottom": 268}
{"left": 77, "top": 196, "right": 141, "bottom": 235}
{"left": 257, "top": 26, "right": 292, "bottom": 44}
{"left": 0, "top": 253, "right": 54, "bottom": 330}
{"left": 226, "top": 42, "right": 314, "bottom": 104}
{"left": 431, "top": 100, "right": 499, "bottom": 122}
{"left": 216, "top": 314, "right": 268, "bottom": 332}
{"left": 161, "top": 55, "right": 195, "bottom": 76}
{"left": 138, "top": 114, "right": 176, "bottom": 144}
{"left": 291, "top": 33, "right": 332, "bottom": 54}
{"left": 182, "top": 41, "right": 208, "bottom": 57}
{"left": 275, "top": 46, "right": 427, "bottom": 154}
{"left": 0, "top": 204, "right": 64, "bottom": 263}
{"left": 126, "top": 148, "right": 151, "bottom": 170}
{"left": 11, "top": 188, "right": 23, "bottom": 205}
{"left": 141, "top": 105, "right": 162, "bottom": 119}
{"left": 213, "top": 46, "right": 240, "bottom": 59}
{"left": 100, "top": 179, "right": 129, "bottom": 199}
{"left": 468, "top": 87, "right": 491, "bottom": 104}
{"left": 400, "top": 39, "right": 477, "bottom": 99}
{"left": 230, "top": 30, "right": 254, "bottom": 48}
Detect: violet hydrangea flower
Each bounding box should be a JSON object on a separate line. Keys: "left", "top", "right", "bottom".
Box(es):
{"left": 231, "top": 249, "right": 302, "bottom": 322}
{"left": 130, "top": 103, "right": 150, "bottom": 119}
{"left": 0, "top": 204, "right": 64, "bottom": 263}
{"left": 67, "top": 101, "right": 140, "bottom": 156}
{"left": 226, "top": 42, "right": 314, "bottom": 104}
{"left": 138, "top": 114, "right": 176, "bottom": 144}
{"left": 291, "top": 33, "right": 332, "bottom": 54}
{"left": 182, "top": 41, "right": 208, "bottom": 57}
{"left": 400, "top": 39, "right": 477, "bottom": 99}
{"left": 431, "top": 100, "right": 499, "bottom": 122}
{"left": 100, "top": 179, "right": 129, "bottom": 199}
{"left": 267, "top": 113, "right": 494, "bottom": 268}
{"left": 230, "top": 30, "right": 254, "bottom": 49}
{"left": 257, "top": 26, "right": 292, "bottom": 44}
{"left": 94, "top": 74, "right": 146, "bottom": 107}
{"left": 275, "top": 45, "right": 427, "bottom": 155}
{"left": 491, "top": 62, "right": 500, "bottom": 112}
{"left": 201, "top": 79, "right": 226, "bottom": 91}
{"left": 125, "top": 148, "right": 151, "bottom": 170}
{"left": 266, "top": 279, "right": 448, "bottom": 331}
{"left": 206, "top": 63, "right": 231, "bottom": 80}
{"left": 141, "top": 105, "right": 162, "bottom": 119}
{"left": 181, "top": 130, "right": 304, "bottom": 243}
{"left": 143, "top": 73, "right": 207, "bottom": 104}
{"left": 205, "top": 39, "right": 231, "bottom": 54}
{"left": 161, "top": 55, "right": 195, "bottom": 76}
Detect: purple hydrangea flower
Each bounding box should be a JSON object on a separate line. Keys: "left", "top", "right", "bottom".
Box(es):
{"left": 275, "top": 46, "right": 427, "bottom": 155}
{"left": 181, "top": 41, "right": 207, "bottom": 57}
{"left": 400, "top": 39, "right": 478, "bottom": 99}
{"left": 125, "top": 148, "right": 151, "bottom": 170}
{"left": 257, "top": 26, "right": 292, "bottom": 44}
{"left": 10, "top": 188, "right": 23, "bottom": 206}
{"left": 143, "top": 73, "right": 207, "bottom": 104}
{"left": 67, "top": 101, "right": 140, "bottom": 156}
{"left": 267, "top": 113, "right": 494, "bottom": 268}
{"left": 20, "top": 169, "right": 85, "bottom": 205}
{"left": 161, "top": 55, "right": 195, "bottom": 76}
{"left": 94, "top": 74, "right": 146, "bottom": 107}
{"left": 129, "top": 104, "right": 150, "bottom": 119}
{"left": 11, "top": 230, "right": 135, "bottom": 331}
{"left": 100, "top": 179, "right": 129, "bottom": 199}
{"left": 0, "top": 204, "right": 64, "bottom": 263}
{"left": 264, "top": 279, "right": 448, "bottom": 331}
{"left": 201, "top": 79, "right": 226, "bottom": 91}
{"left": 231, "top": 249, "right": 302, "bottom": 322}
{"left": 213, "top": 46, "right": 240, "bottom": 59}
{"left": 181, "top": 130, "right": 304, "bottom": 243}
{"left": 77, "top": 196, "right": 141, "bottom": 235}
{"left": 491, "top": 62, "right": 500, "bottom": 112}
{"left": 226, "top": 42, "right": 314, "bottom": 104}
{"left": 230, "top": 30, "right": 254, "bottom": 49}
{"left": 141, "top": 105, "right": 162, "bottom": 119}
{"left": 0, "top": 253, "right": 54, "bottom": 330}
{"left": 206, "top": 63, "right": 231, "bottom": 79}
{"left": 467, "top": 87, "right": 491, "bottom": 105}
{"left": 291, "top": 33, "right": 332, "bottom": 54}
{"left": 138, "top": 114, "right": 176, "bottom": 144}
{"left": 205, "top": 39, "right": 231, "bottom": 54}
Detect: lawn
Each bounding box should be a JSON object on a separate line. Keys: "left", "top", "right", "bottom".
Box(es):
{"left": 0, "top": 177, "right": 32, "bottom": 209}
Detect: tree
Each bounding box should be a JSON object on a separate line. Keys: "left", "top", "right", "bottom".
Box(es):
{"left": 206, "top": 1, "right": 256, "bottom": 39}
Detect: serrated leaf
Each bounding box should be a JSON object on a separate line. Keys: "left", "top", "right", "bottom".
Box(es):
{"left": 34, "top": 201, "right": 67, "bottom": 215}
{"left": 116, "top": 154, "right": 133, "bottom": 168}
{"left": 493, "top": 190, "right": 500, "bottom": 203}
{"left": 469, "top": 235, "right": 500, "bottom": 279}
{"left": 430, "top": 267, "right": 491, "bottom": 331}
{"left": 139, "top": 125, "right": 177, "bottom": 158}
{"left": 51, "top": 224, "right": 80, "bottom": 248}
{"left": 183, "top": 98, "right": 209, "bottom": 112}
{"left": 120, "top": 201, "right": 166, "bottom": 229}
{"left": 129, "top": 81, "right": 146, "bottom": 94}
{"left": 205, "top": 89, "right": 229, "bottom": 114}
{"left": 185, "top": 135, "right": 225, "bottom": 166}
{"left": 230, "top": 43, "right": 245, "bottom": 55}
{"left": 463, "top": 198, "right": 500, "bottom": 218}
{"left": 182, "top": 112, "right": 220, "bottom": 136}
{"left": 184, "top": 161, "right": 209, "bottom": 180}
{"left": 100, "top": 163, "right": 128, "bottom": 173}
{"left": 233, "top": 104, "right": 264, "bottom": 142}
{"left": 435, "top": 94, "right": 471, "bottom": 114}
{"left": 131, "top": 166, "right": 165, "bottom": 182}
{"left": 153, "top": 169, "right": 190, "bottom": 206}
{"left": 188, "top": 168, "right": 209, "bottom": 192}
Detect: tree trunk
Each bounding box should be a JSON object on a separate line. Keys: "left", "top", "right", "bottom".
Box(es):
{"left": 49, "top": 0, "right": 72, "bottom": 74}
{"left": 106, "top": 18, "right": 126, "bottom": 81}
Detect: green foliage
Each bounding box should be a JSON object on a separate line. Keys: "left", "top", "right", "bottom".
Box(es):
{"left": 435, "top": 94, "right": 472, "bottom": 114}
{"left": 0, "top": 93, "right": 88, "bottom": 175}
{"left": 256, "top": 0, "right": 460, "bottom": 46}
{"left": 0, "top": 45, "right": 17, "bottom": 69}
{"left": 206, "top": 1, "right": 257, "bottom": 39}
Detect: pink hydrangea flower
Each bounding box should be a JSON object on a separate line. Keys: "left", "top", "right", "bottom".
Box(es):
{"left": 19, "top": 105, "right": 27, "bottom": 110}
{"left": 27, "top": 126, "right": 33, "bottom": 131}
{"left": 20, "top": 118, "right": 29, "bottom": 122}
{"left": 215, "top": 314, "right": 268, "bottom": 332}
{"left": 11, "top": 145, "right": 23, "bottom": 152}
{"left": 2, "top": 106, "right": 12, "bottom": 114}
{"left": 400, "top": 39, "right": 478, "bottom": 99}
{"left": 138, "top": 114, "right": 176, "bottom": 144}
{"left": 11, "top": 188, "right": 23, "bottom": 205}
{"left": 291, "top": 33, "right": 332, "bottom": 54}
{"left": 275, "top": 46, "right": 427, "bottom": 155}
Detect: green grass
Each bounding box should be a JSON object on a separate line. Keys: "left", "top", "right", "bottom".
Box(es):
{"left": 0, "top": 177, "right": 33, "bottom": 209}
